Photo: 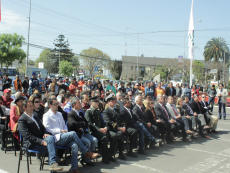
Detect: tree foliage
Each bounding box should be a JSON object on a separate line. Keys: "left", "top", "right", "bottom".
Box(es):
{"left": 0, "top": 33, "right": 26, "bottom": 70}
{"left": 154, "top": 64, "right": 169, "bottom": 80}
{"left": 59, "top": 60, "right": 74, "bottom": 77}
{"left": 109, "top": 60, "right": 122, "bottom": 80}
{"left": 139, "top": 66, "right": 147, "bottom": 79}
{"left": 79, "top": 47, "right": 110, "bottom": 77}
{"left": 35, "top": 49, "right": 53, "bottom": 74}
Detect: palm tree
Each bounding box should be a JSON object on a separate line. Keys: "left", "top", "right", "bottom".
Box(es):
{"left": 203, "top": 37, "right": 229, "bottom": 62}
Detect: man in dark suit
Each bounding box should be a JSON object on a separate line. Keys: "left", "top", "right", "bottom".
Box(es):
{"left": 120, "top": 98, "right": 147, "bottom": 155}
{"left": 103, "top": 94, "right": 138, "bottom": 160}
{"left": 132, "top": 95, "right": 162, "bottom": 147}
{"left": 182, "top": 95, "right": 210, "bottom": 138}
{"left": 68, "top": 97, "right": 98, "bottom": 166}
{"left": 165, "top": 82, "right": 176, "bottom": 97}
{"left": 18, "top": 100, "right": 63, "bottom": 172}
{"left": 155, "top": 95, "right": 189, "bottom": 143}
{"left": 85, "top": 96, "right": 118, "bottom": 164}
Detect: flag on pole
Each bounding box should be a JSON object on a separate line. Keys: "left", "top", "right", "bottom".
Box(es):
{"left": 188, "top": 0, "right": 194, "bottom": 60}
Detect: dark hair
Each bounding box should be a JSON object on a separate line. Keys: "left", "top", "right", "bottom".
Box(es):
{"left": 64, "top": 94, "right": 71, "bottom": 99}
{"left": 0, "top": 96, "right": 3, "bottom": 102}
{"left": 123, "top": 98, "right": 130, "bottom": 105}
{"left": 33, "top": 93, "right": 41, "bottom": 99}
{"left": 47, "top": 98, "right": 57, "bottom": 106}
{"left": 219, "top": 83, "right": 223, "bottom": 87}
{"left": 23, "top": 100, "right": 33, "bottom": 108}
{"left": 32, "top": 95, "right": 40, "bottom": 104}
{"left": 182, "top": 95, "right": 188, "bottom": 100}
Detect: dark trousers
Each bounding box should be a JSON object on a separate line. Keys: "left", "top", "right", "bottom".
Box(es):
{"left": 134, "top": 124, "right": 145, "bottom": 151}
{"left": 208, "top": 97, "right": 215, "bottom": 112}
{"left": 170, "top": 120, "right": 186, "bottom": 139}
{"left": 91, "top": 131, "right": 117, "bottom": 161}
{"left": 156, "top": 121, "right": 171, "bottom": 139}
{"left": 0, "top": 124, "right": 5, "bottom": 146}
{"left": 218, "top": 100, "right": 226, "bottom": 118}
{"left": 117, "top": 127, "right": 138, "bottom": 153}
{"left": 204, "top": 114, "right": 212, "bottom": 125}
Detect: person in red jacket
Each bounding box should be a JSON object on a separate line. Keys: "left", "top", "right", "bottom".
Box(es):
{"left": 2, "top": 89, "right": 13, "bottom": 109}
{"left": 69, "top": 79, "right": 78, "bottom": 95}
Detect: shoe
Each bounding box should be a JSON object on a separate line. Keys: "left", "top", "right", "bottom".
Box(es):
{"left": 138, "top": 150, "right": 148, "bottom": 155}
{"left": 209, "top": 113, "right": 213, "bottom": 115}
{"left": 207, "top": 130, "right": 212, "bottom": 134}
{"left": 203, "top": 126, "right": 211, "bottom": 129}
{"left": 1, "top": 146, "right": 5, "bottom": 151}
{"left": 84, "top": 151, "right": 99, "bottom": 159}
{"left": 186, "top": 130, "right": 194, "bottom": 134}
{"left": 86, "top": 161, "right": 95, "bottom": 166}
{"left": 118, "top": 153, "right": 126, "bottom": 160}
{"left": 109, "top": 156, "right": 117, "bottom": 162}
{"left": 201, "top": 134, "right": 210, "bottom": 138}
{"left": 48, "top": 162, "right": 63, "bottom": 171}
{"left": 211, "top": 130, "right": 218, "bottom": 133}
{"left": 154, "top": 138, "right": 162, "bottom": 143}
{"left": 102, "top": 159, "right": 110, "bottom": 164}
{"left": 219, "top": 118, "right": 221, "bottom": 120}
{"left": 183, "top": 138, "right": 192, "bottom": 142}
{"left": 71, "top": 169, "right": 82, "bottom": 173}
{"left": 127, "top": 151, "right": 138, "bottom": 158}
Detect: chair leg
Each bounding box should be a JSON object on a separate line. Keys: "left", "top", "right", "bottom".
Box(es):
{"left": 29, "top": 154, "right": 32, "bottom": 164}
{"left": 64, "top": 149, "right": 67, "bottom": 165}
{"left": 27, "top": 152, "right": 30, "bottom": 173}
{"left": 39, "top": 153, "right": 43, "bottom": 171}
{"left": 17, "top": 149, "right": 22, "bottom": 173}
{"left": 41, "top": 153, "right": 46, "bottom": 170}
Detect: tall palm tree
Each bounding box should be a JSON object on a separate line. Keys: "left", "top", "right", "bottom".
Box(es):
{"left": 203, "top": 37, "right": 229, "bottom": 62}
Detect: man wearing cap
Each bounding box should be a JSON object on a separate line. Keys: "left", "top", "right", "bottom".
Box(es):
{"left": 37, "top": 74, "right": 44, "bottom": 94}
{"left": 22, "top": 75, "right": 29, "bottom": 93}
{"left": 85, "top": 96, "right": 118, "bottom": 164}
{"left": 78, "top": 77, "right": 85, "bottom": 92}
{"left": 44, "top": 76, "right": 52, "bottom": 91}
{"left": 2, "top": 89, "right": 13, "bottom": 108}
{"left": 68, "top": 97, "right": 98, "bottom": 166}
{"left": 13, "top": 75, "right": 22, "bottom": 91}
{"left": 29, "top": 72, "right": 39, "bottom": 96}
{"left": 3, "top": 74, "right": 12, "bottom": 91}
{"left": 118, "top": 82, "right": 126, "bottom": 94}
{"left": 49, "top": 78, "right": 59, "bottom": 95}
{"left": 103, "top": 94, "right": 137, "bottom": 160}
{"left": 106, "top": 80, "right": 116, "bottom": 94}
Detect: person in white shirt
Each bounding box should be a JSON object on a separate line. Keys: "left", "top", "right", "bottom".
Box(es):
{"left": 43, "top": 97, "right": 99, "bottom": 173}
{"left": 216, "top": 83, "right": 228, "bottom": 120}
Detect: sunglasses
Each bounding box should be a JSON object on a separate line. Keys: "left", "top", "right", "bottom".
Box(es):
{"left": 129, "top": 95, "right": 132, "bottom": 96}
{"left": 34, "top": 101, "right": 40, "bottom": 103}
{"left": 202, "top": 97, "right": 206, "bottom": 98}
{"left": 52, "top": 103, "right": 58, "bottom": 106}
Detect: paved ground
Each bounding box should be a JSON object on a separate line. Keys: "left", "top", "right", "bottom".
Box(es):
{"left": 0, "top": 107, "right": 230, "bottom": 173}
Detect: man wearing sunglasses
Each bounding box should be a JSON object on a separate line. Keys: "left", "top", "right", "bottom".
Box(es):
{"left": 43, "top": 97, "right": 99, "bottom": 173}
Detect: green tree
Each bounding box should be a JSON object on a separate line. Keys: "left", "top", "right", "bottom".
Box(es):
{"left": 0, "top": 33, "right": 26, "bottom": 70}
{"left": 109, "top": 60, "right": 122, "bottom": 80}
{"left": 35, "top": 49, "right": 53, "bottom": 74}
{"left": 154, "top": 64, "right": 168, "bottom": 80}
{"left": 51, "top": 35, "right": 75, "bottom": 73}
{"left": 193, "top": 60, "right": 205, "bottom": 84}
{"left": 139, "top": 66, "right": 147, "bottom": 79}
{"left": 29, "top": 59, "right": 35, "bottom": 66}
{"left": 59, "top": 60, "right": 74, "bottom": 77}
{"left": 72, "top": 55, "right": 80, "bottom": 76}
{"left": 79, "top": 47, "right": 110, "bottom": 77}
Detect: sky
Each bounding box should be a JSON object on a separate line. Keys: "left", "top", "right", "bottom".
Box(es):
{"left": 1, "top": 0, "right": 230, "bottom": 64}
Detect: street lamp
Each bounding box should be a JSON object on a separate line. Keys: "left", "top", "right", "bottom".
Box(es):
{"left": 182, "top": 20, "right": 202, "bottom": 83}
{"left": 126, "top": 26, "right": 139, "bottom": 80}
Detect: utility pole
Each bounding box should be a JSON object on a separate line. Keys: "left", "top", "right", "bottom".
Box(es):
{"left": 223, "top": 51, "right": 226, "bottom": 85}
{"left": 59, "top": 45, "right": 60, "bottom": 74}
{"left": 26, "top": 0, "right": 31, "bottom": 76}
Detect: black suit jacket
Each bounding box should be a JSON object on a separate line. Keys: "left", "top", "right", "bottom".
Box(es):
{"left": 165, "top": 87, "right": 176, "bottom": 97}
{"left": 145, "top": 109, "right": 157, "bottom": 126}
{"left": 154, "top": 103, "right": 172, "bottom": 122}
{"left": 182, "top": 103, "right": 194, "bottom": 116}
{"left": 200, "top": 101, "right": 210, "bottom": 114}
{"left": 132, "top": 105, "right": 149, "bottom": 126}
{"left": 120, "top": 107, "right": 135, "bottom": 128}
{"left": 18, "top": 113, "right": 48, "bottom": 149}
{"left": 190, "top": 101, "right": 204, "bottom": 114}
{"left": 103, "top": 107, "right": 126, "bottom": 132}
{"left": 68, "top": 109, "right": 88, "bottom": 138}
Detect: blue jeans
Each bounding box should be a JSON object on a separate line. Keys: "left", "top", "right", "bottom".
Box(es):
{"left": 218, "top": 100, "right": 226, "bottom": 119}
{"left": 80, "top": 133, "right": 98, "bottom": 162}
{"left": 208, "top": 97, "right": 215, "bottom": 112}
{"left": 56, "top": 131, "right": 88, "bottom": 171}
{"left": 134, "top": 124, "right": 144, "bottom": 151}
{"left": 138, "top": 123, "right": 155, "bottom": 141}
{"left": 30, "top": 136, "right": 56, "bottom": 166}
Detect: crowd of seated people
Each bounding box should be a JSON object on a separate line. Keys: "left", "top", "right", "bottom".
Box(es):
{"left": 0, "top": 73, "right": 220, "bottom": 173}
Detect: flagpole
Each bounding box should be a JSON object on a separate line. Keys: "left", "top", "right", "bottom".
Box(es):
{"left": 26, "top": 0, "right": 31, "bottom": 76}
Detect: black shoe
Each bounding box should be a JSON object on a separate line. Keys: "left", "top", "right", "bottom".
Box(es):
{"left": 118, "top": 153, "right": 126, "bottom": 160}
{"left": 138, "top": 150, "right": 148, "bottom": 155}
{"left": 211, "top": 130, "right": 218, "bottom": 133}
{"left": 127, "top": 151, "right": 138, "bottom": 158}
{"left": 86, "top": 161, "right": 95, "bottom": 166}
{"left": 183, "top": 138, "right": 192, "bottom": 142}
{"left": 102, "top": 159, "right": 110, "bottom": 164}
{"left": 109, "top": 156, "right": 117, "bottom": 162}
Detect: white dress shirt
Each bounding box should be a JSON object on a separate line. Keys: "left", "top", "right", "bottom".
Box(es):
{"left": 43, "top": 109, "right": 68, "bottom": 142}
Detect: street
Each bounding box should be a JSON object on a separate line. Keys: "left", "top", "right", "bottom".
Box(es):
{"left": 0, "top": 107, "right": 229, "bottom": 173}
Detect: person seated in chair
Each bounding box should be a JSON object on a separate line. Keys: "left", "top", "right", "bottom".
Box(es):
{"left": 0, "top": 96, "right": 7, "bottom": 151}
{"left": 43, "top": 98, "right": 99, "bottom": 173}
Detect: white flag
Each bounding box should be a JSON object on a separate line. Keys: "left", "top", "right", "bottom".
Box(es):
{"left": 188, "top": 0, "right": 194, "bottom": 60}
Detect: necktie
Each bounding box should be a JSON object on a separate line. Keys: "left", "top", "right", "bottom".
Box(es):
{"left": 187, "top": 104, "right": 193, "bottom": 114}
{"left": 197, "top": 103, "right": 201, "bottom": 113}
{"left": 171, "top": 105, "right": 178, "bottom": 116}
{"left": 161, "top": 105, "right": 169, "bottom": 119}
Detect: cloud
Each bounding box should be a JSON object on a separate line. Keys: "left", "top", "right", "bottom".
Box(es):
{"left": 0, "top": 9, "right": 35, "bottom": 33}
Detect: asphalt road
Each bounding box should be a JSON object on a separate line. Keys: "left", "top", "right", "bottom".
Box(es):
{"left": 0, "top": 107, "right": 230, "bottom": 173}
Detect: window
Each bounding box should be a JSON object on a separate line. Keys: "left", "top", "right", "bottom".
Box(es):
{"left": 131, "top": 66, "right": 133, "bottom": 70}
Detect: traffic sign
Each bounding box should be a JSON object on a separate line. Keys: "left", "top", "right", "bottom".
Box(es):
{"left": 95, "top": 67, "right": 98, "bottom": 71}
